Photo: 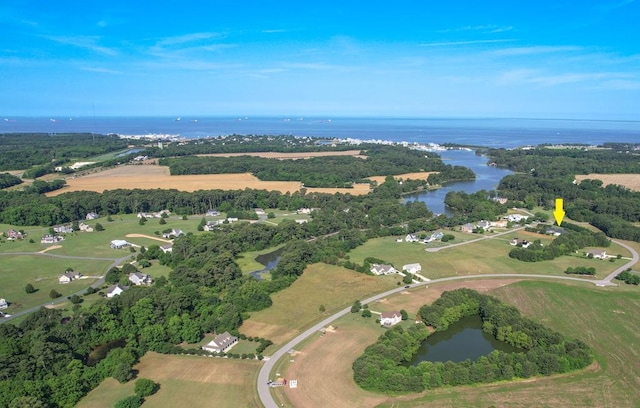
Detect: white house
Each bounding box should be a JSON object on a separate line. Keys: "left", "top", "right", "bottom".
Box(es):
{"left": 129, "top": 272, "right": 152, "bottom": 286}
{"left": 405, "top": 233, "right": 419, "bottom": 243}
{"left": 402, "top": 263, "right": 422, "bottom": 274}
{"left": 227, "top": 217, "right": 239, "bottom": 223}
{"left": 460, "top": 223, "right": 475, "bottom": 233}
{"left": 254, "top": 208, "right": 265, "bottom": 215}
{"left": 297, "top": 208, "right": 312, "bottom": 214}
{"left": 490, "top": 219, "right": 508, "bottom": 228}
{"left": 506, "top": 214, "right": 529, "bottom": 223}
{"left": 202, "top": 331, "right": 238, "bottom": 353}
{"left": 160, "top": 243, "right": 173, "bottom": 253}
{"left": 162, "top": 228, "right": 184, "bottom": 239}
{"left": 137, "top": 212, "right": 154, "bottom": 219}
{"left": 510, "top": 239, "right": 531, "bottom": 248}
{"left": 424, "top": 231, "right": 444, "bottom": 243}
{"left": 370, "top": 264, "right": 397, "bottom": 276}
{"left": 477, "top": 220, "right": 491, "bottom": 230}
{"left": 106, "top": 284, "right": 127, "bottom": 298}
{"left": 85, "top": 212, "right": 99, "bottom": 220}
{"left": 206, "top": 209, "right": 220, "bottom": 216}
{"left": 380, "top": 311, "right": 402, "bottom": 327}
{"left": 586, "top": 249, "right": 607, "bottom": 260}
{"left": 294, "top": 219, "right": 308, "bottom": 224}
{"left": 41, "top": 234, "right": 64, "bottom": 244}
{"left": 0, "top": 298, "right": 8, "bottom": 309}
{"left": 58, "top": 271, "right": 81, "bottom": 284}
{"left": 110, "top": 239, "right": 130, "bottom": 249}
{"left": 53, "top": 225, "right": 74, "bottom": 234}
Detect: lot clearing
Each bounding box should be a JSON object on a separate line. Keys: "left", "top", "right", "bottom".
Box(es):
{"left": 277, "top": 279, "right": 640, "bottom": 408}
{"left": 241, "top": 263, "right": 398, "bottom": 346}
{"left": 575, "top": 173, "right": 640, "bottom": 191}
{"left": 195, "top": 150, "right": 366, "bottom": 159}
{"left": 77, "top": 352, "right": 261, "bottom": 408}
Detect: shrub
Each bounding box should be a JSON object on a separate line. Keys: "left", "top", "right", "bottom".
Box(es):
{"left": 49, "top": 289, "right": 60, "bottom": 299}
{"left": 114, "top": 395, "right": 142, "bottom": 408}
{"left": 25, "top": 284, "right": 36, "bottom": 294}
{"left": 134, "top": 378, "right": 159, "bottom": 398}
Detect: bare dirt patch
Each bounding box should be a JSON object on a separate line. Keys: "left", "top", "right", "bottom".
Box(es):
{"left": 125, "top": 233, "right": 172, "bottom": 243}
{"left": 46, "top": 165, "right": 304, "bottom": 196}
{"left": 576, "top": 173, "right": 640, "bottom": 191}
{"left": 368, "top": 171, "right": 437, "bottom": 185}
{"left": 195, "top": 150, "right": 367, "bottom": 160}
{"left": 46, "top": 163, "right": 376, "bottom": 196}
{"left": 39, "top": 245, "right": 62, "bottom": 253}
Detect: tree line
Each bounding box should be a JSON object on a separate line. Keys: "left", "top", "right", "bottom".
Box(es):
{"left": 353, "top": 289, "right": 593, "bottom": 393}
{"left": 0, "top": 173, "right": 22, "bottom": 189}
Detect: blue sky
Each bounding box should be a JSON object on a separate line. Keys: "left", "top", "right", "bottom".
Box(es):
{"left": 1, "top": 1, "right": 639, "bottom": 119}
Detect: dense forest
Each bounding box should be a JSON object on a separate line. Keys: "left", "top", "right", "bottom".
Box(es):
{"left": 0, "top": 133, "right": 135, "bottom": 171}
{"left": 444, "top": 190, "right": 508, "bottom": 221}
{"left": 159, "top": 144, "right": 451, "bottom": 188}
{"left": 488, "top": 147, "right": 640, "bottom": 242}
{"left": 353, "top": 289, "right": 592, "bottom": 393}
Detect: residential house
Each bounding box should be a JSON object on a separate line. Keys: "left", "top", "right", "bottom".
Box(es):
{"left": 460, "top": 223, "right": 475, "bottom": 233}
{"left": 85, "top": 212, "right": 99, "bottom": 220}
{"left": 206, "top": 209, "right": 220, "bottom": 216}
{"left": 510, "top": 238, "right": 531, "bottom": 248}
{"left": 129, "top": 272, "right": 153, "bottom": 286}
{"left": 133, "top": 155, "right": 148, "bottom": 161}
{"left": 162, "top": 228, "right": 184, "bottom": 239}
{"left": 226, "top": 217, "right": 239, "bottom": 223}
{"left": 106, "top": 284, "right": 127, "bottom": 298}
{"left": 155, "top": 209, "right": 171, "bottom": 218}
{"left": 78, "top": 222, "right": 94, "bottom": 232}
{"left": 506, "top": 214, "right": 529, "bottom": 223}
{"left": 403, "top": 263, "right": 422, "bottom": 275}
{"left": 370, "top": 264, "right": 397, "bottom": 276}
{"left": 477, "top": 220, "right": 491, "bottom": 230}
{"left": 137, "top": 212, "right": 154, "bottom": 219}
{"left": 53, "top": 225, "right": 74, "bottom": 234}
{"left": 492, "top": 197, "right": 508, "bottom": 204}
{"left": 380, "top": 311, "right": 402, "bottom": 327}
{"left": 0, "top": 298, "right": 8, "bottom": 309}
{"left": 297, "top": 208, "right": 312, "bottom": 214}
{"left": 294, "top": 219, "right": 308, "bottom": 224}
{"left": 490, "top": 219, "right": 508, "bottom": 228}
{"left": 41, "top": 234, "right": 64, "bottom": 244}
{"left": 204, "top": 220, "right": 223, "bottom": 231}
{"left": 58, "top": 271, "right": 81, "bottom": 284}
{"left": 405, "top": 233, "right": 419, "bottom": 243}
{"left": 586, "top": 249, "right": 607, "bottom": 260}
{"left": 110, "top": 239, "right": 130, "bottom": 249}
{"left": 545, "top": 226, "right": 565, "bottom": 236}
{"left": 202, "top": 331, "right": 238, "bottom": 353}
{"left": 254, "top": 208, "right": 265, "bottom": 215}
{"left": 160, "top": 243, "right": 173, "bottom": 254}
{"left": 423, "top": 231, "right": 444, "bottom": 243}
{"left": 6, "top": 229, "right": 24, "bottom": 241}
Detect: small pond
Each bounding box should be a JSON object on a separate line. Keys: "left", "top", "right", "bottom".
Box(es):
{"left": 407, "top": 315, "right": 521, "bottom": 365}
{"left": 249, "top": 247, "right": 283, "bottom": 280}
{"left": 86, "top": 338, "right": 126, "bottom": 366}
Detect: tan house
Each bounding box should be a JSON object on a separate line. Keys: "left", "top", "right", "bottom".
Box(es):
{"left": 586, "top": 249, "right": 607, "bottom": 260}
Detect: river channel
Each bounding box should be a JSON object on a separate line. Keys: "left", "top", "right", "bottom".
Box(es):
{"left": 407, "top": 315, "right": 521, "bottom": 365}
{"left": 404, "top": 149, "right": 513, "bottom": 215}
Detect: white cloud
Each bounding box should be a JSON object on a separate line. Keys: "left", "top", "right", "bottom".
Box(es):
{"left": 489, "top": 46, "right": 583, "bottom": 57}
{"left": 40, "top": 35, "right": 118, "bottom": 56}
{"left": 79, "top": 66, "right": 121, "bottom": 74}
{"left": 419, "top": 39, "right": 515, "bottom": 47}
{"left": 155, "top": 32, "right": 225, "bottom": 47}
{"left": 438, "top": 25, "right": 513, "bottom": 34}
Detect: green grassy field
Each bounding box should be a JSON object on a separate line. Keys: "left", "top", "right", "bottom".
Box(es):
{"left": 236, "top": 245, "right": 284, "bottom": 275}
{"left": 240, "top": 263, "right": 399, "bottom": 345}
{"left": 77, "top": 353, "right": 262, "bottom": 408}
{"left": 347, "top": 231, "right": 630, "bottom": 280}
{"left": 0, "top": 255, "right": 111, "bottom": 313}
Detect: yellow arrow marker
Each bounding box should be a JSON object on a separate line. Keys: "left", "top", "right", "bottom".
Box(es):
{"left": 553, "top": 198, "right": 565, "bottom": 226}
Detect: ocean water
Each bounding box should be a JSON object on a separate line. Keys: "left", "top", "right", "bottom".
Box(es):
{"left": 2, "top": 116, "right": 640, "bottom": 148}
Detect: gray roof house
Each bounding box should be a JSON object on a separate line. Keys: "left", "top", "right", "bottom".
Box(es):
{"left": 129, "top": 272, "right": 152, "bottom": 286}
{"left": 370, "top": 264, "right": 397, "bottom": 276}
{"left": 202, "top": 331, "right": 238, "bottom": 353}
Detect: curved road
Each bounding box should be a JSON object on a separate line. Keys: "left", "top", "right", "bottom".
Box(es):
{"left": 257, "top": 242, "right": 639, "bottom": 408}
{"left": 0, "top": 252, "right": 133, "bottom": 323}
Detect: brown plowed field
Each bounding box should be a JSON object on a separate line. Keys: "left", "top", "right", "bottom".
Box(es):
{"left": 575, "top": 174, "right": 640, "bottom": 191}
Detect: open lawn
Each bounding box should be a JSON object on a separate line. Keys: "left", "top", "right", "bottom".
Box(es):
{"left": 77, "top": 352, "right": 262, "bottom": 408}
{"left": 347, "top": 232, "right": 630, "bottom": 280}
{"left": 240, "top": 263, "right": 399, "bottom": 346}
{"left": 275, "top": 279, "right": 640, "bottom": 408}
{"left": 576, "top": 173, "right": 640, "bottom": 191}
{"left": 0, "top": 255, "right": 110, "bottom": 313}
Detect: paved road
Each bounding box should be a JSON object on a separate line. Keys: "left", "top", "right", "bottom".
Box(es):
{"left": 600, "top": 239, "right": 640, "bottom": 284}
{"left": 256, "top": 270, "right": 632, "bottom": 408}
{"left": 1, "top": 253, "right": 133, "bottom": 323}
{"left": 425, "top": 226, "right": 525, "bottom": 253}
